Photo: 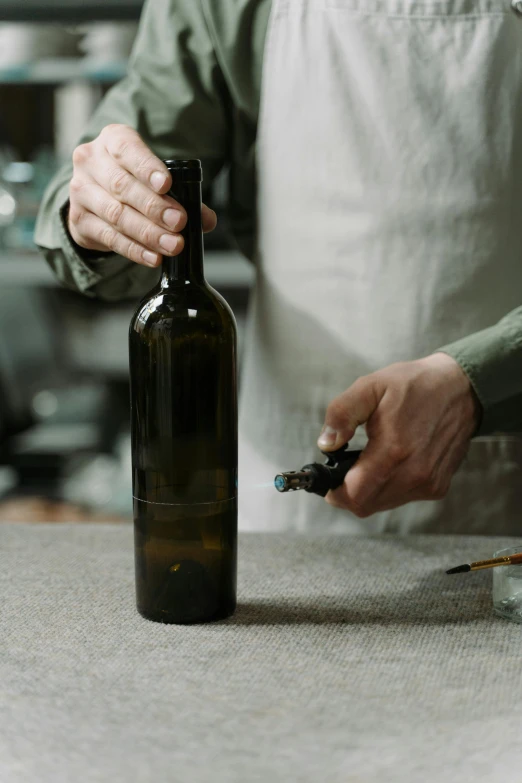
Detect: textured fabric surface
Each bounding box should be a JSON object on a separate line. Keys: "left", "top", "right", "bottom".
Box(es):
{"left": 2, "top": 524, "right": 522, "bottom": 783}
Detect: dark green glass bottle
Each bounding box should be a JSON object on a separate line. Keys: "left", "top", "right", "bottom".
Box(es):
{"left": 129, "top": 159, "right": 237, "bottom": 624}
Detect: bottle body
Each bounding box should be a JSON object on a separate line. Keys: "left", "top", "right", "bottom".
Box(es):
{"left": 129, "top": 161, "right": 237, "bottom": 623}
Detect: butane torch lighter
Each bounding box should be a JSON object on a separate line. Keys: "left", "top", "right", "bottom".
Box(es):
{"left": 274, "top": 443, "right": 362, "bottom": 498}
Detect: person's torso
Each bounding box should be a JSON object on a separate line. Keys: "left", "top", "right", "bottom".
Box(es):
{"left": 239, "top": 0, "right": 522, "bottom": 534}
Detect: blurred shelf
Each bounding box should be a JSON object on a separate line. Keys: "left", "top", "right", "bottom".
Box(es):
{"left": 0, "top": 58, "right": 128, "bottom": 84}
{"left": 0, "top": 1, "right": 143, "bottom": 22}
{"left": 0, "top": 250, "right": 255, "bottom": 289}
{"left": 1, "top": 249, "right": 251, "bottom": 379}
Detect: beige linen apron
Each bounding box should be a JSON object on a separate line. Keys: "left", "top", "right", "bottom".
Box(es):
{"left": 239, "top": 0, "right": 522, "bottom": 533}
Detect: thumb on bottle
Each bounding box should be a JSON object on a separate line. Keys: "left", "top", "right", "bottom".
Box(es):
{"left": 318, "top": 376, "right": 382, "bottom": 451}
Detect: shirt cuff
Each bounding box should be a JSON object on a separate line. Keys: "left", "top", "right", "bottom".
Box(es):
{"left": 437, "top": 313, "right": 522, "bottom": 435}
{"left": 57, "top": 199, "right": 127, "bottom": 292}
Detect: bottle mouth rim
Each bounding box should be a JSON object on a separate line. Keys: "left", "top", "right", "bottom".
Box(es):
{"left": 164, "top": 159, "right": 202, "bottom": 183}
{"left": 164, "top": 159, "right": 201, "bottom": 170}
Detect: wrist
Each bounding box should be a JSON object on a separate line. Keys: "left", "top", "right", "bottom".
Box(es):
{"left": 426, "top": 352, "right": 483, "bottom": 435}
{"left": 62, "top": 200, "right": 113, "bottom": 261}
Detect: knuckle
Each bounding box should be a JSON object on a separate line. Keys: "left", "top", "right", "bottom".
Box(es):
{"left": 351, "top": 499, "right": 371, "bottom": 519}
{"left": 326, "top": 399, "right": 346, "bottom": 424}
{"left": 326, "top": 486, "right": 372, "bottom": 517}
{"left": 142, "top": 194, "right": 162, "bottom": 219}
{"left": 109, "top": 169, "right": 130, "bottom": 197}
{"left": 72, "top": 143, "right": 92, "bottom": 167}
{"left": 346, "top": 488, "right": 371, "bottom": 518}
{"left": 68, "top": 204, "right": 84, "bottom": 226}
{"left": 68, "top": 212, "right": 88, "bottom": 243}
{"left": 108, "top": 130, "right": 135, "bottom": 161}
{"left": 104, "top": 199, "right": 124, "bottom": 226}
{"left": 409, "top": 463, "right": 433, "bottom": 487}
{"left": 102, "top": 122, "right": 126, "bottom": 135}
{"left": 350, "top": 376, "right": 373, "bottom": 403}
{"left": 69, "top": 176, "right": 84, "bottom": 197}
{"left": 126, "top": 240, "right": 146, "bottom": 261}
{"left": 78, "top": 235, "right": 96, "bottom": 250}
{"left": 134, "top": 153, "right": 156, "bottom": 175}
{"left": 100, "top": 226, "right": 118, "bottom": 250}
{"left": 113, "top": 140, "right": 130, "bottom": 161}
{"left": 387, "top": 442, "right": 411, "bottom": 465}
{"left": 137, "top": 222, "right": 158, "bottom": 247}
{"left": 102, "top": 123, "right": 131, "bottom": 144}
{"left": 351, "top": 376, "right": 368, "bottom": 394}
{"left": 325, "top": 493, "right": 345, "bottom": 510}
{"left": 373, "top": 463, "right": 394, "bottom": 486}
{"left": 68, "top": 221, "right": 83, "bottom": 244}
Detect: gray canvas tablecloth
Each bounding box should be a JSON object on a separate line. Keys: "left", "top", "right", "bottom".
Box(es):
{"left": 1, "top": 524, "right": 522, "bottom": 783}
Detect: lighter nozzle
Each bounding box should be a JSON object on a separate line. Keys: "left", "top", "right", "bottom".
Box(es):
{"left": 274, "top": 470, "right": 314, "bottom": 493}
{"left": 274, "top": 474, "right": 287, "bottom": 492}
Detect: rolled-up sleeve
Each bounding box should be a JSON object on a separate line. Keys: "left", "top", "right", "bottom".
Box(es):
{"left": 35, "top": 0, "right": 229, "bottom": 301}
{"left": 438, "top": 306, "right": 522, "bottom": 434}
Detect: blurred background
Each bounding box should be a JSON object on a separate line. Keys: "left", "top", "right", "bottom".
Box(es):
{"left": 0, "top": 0, "right": 253, "bottom": 523}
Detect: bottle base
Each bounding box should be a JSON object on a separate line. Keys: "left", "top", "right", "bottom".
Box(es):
{"left": 136, "top": 601, "right": 236, "bottom": 625}
{"left": 133, "top": 496, "right": 237, "bottom": 626}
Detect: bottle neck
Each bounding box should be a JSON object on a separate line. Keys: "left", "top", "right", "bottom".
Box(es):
{"left": 161, "top": 180, "right": 205, "bottom": 288}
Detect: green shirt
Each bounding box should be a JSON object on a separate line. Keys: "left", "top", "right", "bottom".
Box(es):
{"left": 35, "top": 0, "right": 522, "bottom": 435}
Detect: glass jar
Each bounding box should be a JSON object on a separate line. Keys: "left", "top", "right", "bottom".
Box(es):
{"left": 492, "top": 546, "right": 522, "bottom": 624}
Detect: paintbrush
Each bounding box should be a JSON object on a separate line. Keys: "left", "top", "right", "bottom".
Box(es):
{"left": 446, "top": 552, "right": 522, "bottom": 575}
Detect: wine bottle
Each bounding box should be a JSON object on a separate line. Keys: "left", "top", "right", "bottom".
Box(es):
{"left": 129, "top": 159, "right": 238, "bottom": 624}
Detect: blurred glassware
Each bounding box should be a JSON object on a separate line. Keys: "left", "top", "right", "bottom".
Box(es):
{"left": 1, "top": 161, "right": 36, "bottom": 249}
{"left": 78, "top": 23, "right": 138, "bottom": 64}
{"left": 0, "top": 24, "right": 81, "bottom": 68}
{"left": 61, "top": 433, "right": 132, "bottom": 517}
{"left": 492, "top": 546, "right": 522, "bottom": 624}
{"left": 54, "top": 83, "right": 99, "bottom": 163}
{"left": 3, "top": 161, "right": 34, "bottom": 184}
{"left": 0, "top": 186, "right": 16, "bottom": 227}
{"left": 0, "top": 148, "right": 58, "bottom": 250}
{"left": 0, "top": 467, "right": 17, "bottom": 499}
{"left": 31, "top": 390, "right": 59, "bottom": 420}
{"left": 0, "top": 184, "right": 17, "bottom": 249}
{"left": 0, "top": 147, "right": 18, "bottom": 248}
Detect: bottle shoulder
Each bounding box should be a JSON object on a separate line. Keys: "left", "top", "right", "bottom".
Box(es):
{"left": 129, "top": 282, "right": 236, "bottom": 337}
{"left": 205, "top": 283, "right": 237, "bottom": 323}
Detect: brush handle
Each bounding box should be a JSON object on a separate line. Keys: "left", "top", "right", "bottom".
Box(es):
{"left": 471, "top": 552, "right": 522, "bottom": 571}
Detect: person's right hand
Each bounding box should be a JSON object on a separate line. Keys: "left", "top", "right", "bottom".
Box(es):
{"left": 68, "top": 124, "right": 217, "bottom": 267}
